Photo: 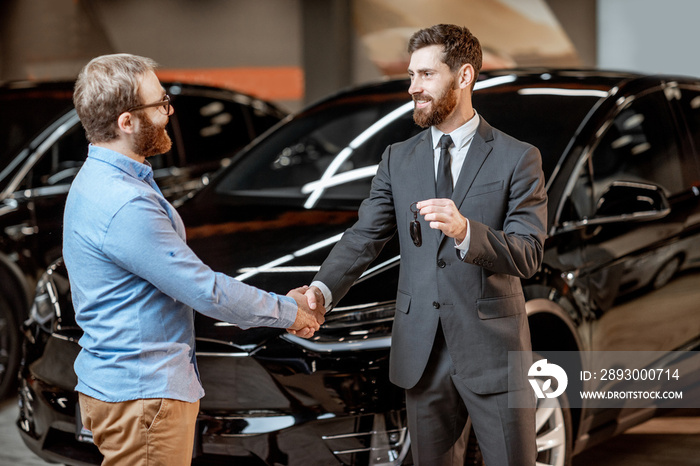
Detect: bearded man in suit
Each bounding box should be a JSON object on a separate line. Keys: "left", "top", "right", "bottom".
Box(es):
{"left": 300, "top": 24, "right": 547, "bottom": 465}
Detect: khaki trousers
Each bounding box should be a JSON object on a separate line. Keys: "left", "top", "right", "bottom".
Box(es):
{"left": 78, "top": 393, "right": 200, "bottom": 466}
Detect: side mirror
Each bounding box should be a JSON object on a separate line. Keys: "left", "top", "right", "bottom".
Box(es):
{"left": 593, "top": 181, "right": 670, "bottom": 221}
{"left": 559, "top": 181, "right": 670, "bottom": 232}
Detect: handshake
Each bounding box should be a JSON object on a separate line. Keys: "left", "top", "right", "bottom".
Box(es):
{"left": 285, "top": 285, "right": 326, "bottom": 339}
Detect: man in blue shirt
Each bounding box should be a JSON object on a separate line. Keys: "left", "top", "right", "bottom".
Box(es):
{"left": 63, "top": 54, "right": 325, "bottom": 465}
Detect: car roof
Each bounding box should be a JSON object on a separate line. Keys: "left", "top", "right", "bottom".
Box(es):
{"left": 0, "top": 78, "right": 288, "bottom": 166}
{"left": 311, "top": 68, "right": 700, "bottom": 105}
{"left": 0, "top": 78, "right": 286, "bottom": 107}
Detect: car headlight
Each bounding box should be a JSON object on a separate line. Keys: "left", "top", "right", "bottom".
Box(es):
{"left": 28, "top": 269, "right": 59, "bottom": 329}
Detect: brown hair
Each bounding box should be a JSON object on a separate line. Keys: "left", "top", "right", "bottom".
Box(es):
{"left": 73, "top": 54, "right": 158, "bottom": 143}
{"left": 408, "top": 24, "right": 482, "bottom": 76}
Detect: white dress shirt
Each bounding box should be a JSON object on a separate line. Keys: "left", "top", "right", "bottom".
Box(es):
{"left": 431, "top": 110, "right": 480, "bottom": 256}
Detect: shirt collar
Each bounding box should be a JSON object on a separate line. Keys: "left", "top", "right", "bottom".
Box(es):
{"left": 87, "top": 144, "right": 154, "bottom": 181}
{"left": 431, "top": 110, "right": 480, "bottom": 150}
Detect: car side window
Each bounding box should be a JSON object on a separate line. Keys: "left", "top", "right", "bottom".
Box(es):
{"left": 676, "top": 86, "right": 700, "bottom": 171}
{"left": 19, "top": 118, "right": 182, "bottom": 192}
{"left": 23, "top": 121, "right": 88, "bottom": 190}
{"left": 219, "top": 99, "right": 421, "bottom": 206}
{"left": 0, "top": 91, "right": 73, "bottom": 166}
{"left": 320, "top": 110, "right": 420, "bottom": 201}
{"left": 567, "top": 91, "right": 684, "bottom": 220}
{"left": 169, "top": 93, "right": 253, "bottom": 170}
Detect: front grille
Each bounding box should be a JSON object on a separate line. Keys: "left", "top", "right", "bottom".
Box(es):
{"left": 322, "top": 412, "right": 411, "bottom": 466}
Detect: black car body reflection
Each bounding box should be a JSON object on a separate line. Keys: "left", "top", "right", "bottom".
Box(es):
{"left": 17, "top": 70, "right": 700, "bottom": 466}
{"left": 0, "top": 80, "right": 286, "bottom": 399}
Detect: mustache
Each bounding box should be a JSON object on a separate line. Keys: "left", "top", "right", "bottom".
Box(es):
{"left": 412, "top": 94, "right": 432, "bottom": 102}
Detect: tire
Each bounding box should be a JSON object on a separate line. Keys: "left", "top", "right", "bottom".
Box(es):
{"left": 0, "top": 294, "right": 20, "bottom": 400}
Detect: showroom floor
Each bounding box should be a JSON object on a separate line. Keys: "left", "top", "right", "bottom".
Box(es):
{"left": 1, "top": 396, "right": 698, "bottom": 465}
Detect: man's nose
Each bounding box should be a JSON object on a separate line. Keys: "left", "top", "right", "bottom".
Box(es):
{"left": 408, "top": 78, "right": 422, "bottom": 95}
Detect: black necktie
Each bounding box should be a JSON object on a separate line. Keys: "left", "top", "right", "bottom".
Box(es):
{"left": 436, "top": 134, "right": 454, "bottom": 199}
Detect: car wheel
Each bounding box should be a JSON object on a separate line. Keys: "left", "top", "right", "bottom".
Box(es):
{"left": 0, "top": 295, "right": 20, "bottom": 399}
{"left": 652, "top": 256, "right": 681, "bottom": 290}
{"left": 533, "top": 381, "right": 572, "bottom": 466}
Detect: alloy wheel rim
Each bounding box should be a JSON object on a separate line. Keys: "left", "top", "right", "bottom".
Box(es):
{"left": 535, "top": 390, "right": 567, "bottom": 466}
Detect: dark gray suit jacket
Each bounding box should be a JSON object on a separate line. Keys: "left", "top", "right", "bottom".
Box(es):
{"left": 314, "top": 117, "right": 547, "bottom": 394}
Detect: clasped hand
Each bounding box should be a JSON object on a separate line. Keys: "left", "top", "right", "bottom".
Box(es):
{"left": 286, "top": 286, "right": 326, "bottom": 338}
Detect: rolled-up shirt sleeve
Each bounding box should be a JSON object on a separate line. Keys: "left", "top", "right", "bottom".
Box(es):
{"left": 101, "top": 194, "right": 297, "bottom": 330}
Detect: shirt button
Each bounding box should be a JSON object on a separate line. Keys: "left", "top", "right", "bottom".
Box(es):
{"left": 433, "top": 302, "right": 440, "bottom": 309}
{"left": 437, "top": 259, "right": 446, "bottom": 268}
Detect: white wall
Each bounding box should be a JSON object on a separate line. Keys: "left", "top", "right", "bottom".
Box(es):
{"left": 598, "top": 0, "right": 700, "bottom": 77}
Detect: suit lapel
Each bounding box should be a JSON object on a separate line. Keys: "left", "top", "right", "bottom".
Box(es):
{"left": 410, "top": 131, "right": 443, "bottom": 246}
{"left": 415, "top": 132, "right": 436, "bottom": 202}
{"left": 452, "top": 119, "right": 493, "bottom": 211}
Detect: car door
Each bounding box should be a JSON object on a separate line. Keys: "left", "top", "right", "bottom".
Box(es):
{"left": 573, "top": 87, "right": 700, "bottom": 353}
{"left": 558, "top": 84, "right": 700, "bottom": 432}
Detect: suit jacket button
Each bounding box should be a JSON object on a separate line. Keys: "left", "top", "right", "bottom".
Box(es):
{"left": 433, "top": 301, "right": 440, "bottom": 309}
{"left": 437, "top": 259, "right": 446, "bottom": 268}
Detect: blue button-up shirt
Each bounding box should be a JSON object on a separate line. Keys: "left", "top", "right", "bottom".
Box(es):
{"left": 63, "top": 145, "right": 297, "bottom": 402}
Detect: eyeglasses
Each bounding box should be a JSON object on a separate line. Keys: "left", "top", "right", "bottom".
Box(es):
{"left": 410, "top": 202, "right": 422, "bottom": 247}
{"left": 126, "top": 94, "right": 171, "bottom": 115}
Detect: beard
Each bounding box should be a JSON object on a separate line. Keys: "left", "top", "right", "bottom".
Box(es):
{"left": 132, "top": 113, "right": 172, "bottom": 158}
{"left": 412, "top": 79, "right": 458, "bottom": 128}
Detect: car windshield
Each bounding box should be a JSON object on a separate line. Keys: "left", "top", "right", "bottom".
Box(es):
{"left": 216, "top": 77, "right": 605, "bottom": 208}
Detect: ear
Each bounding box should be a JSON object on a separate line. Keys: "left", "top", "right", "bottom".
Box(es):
{"left": 457, "top": 64, "right": 475, "bottom": 90}
{"left": 117, "top": 111, "right": 137, "bottom": 135}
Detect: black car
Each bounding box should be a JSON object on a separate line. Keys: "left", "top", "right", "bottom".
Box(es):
{"left": 17, "top": 70, "right": 700, "bottom": 466}
{"left": 0, "top": 80, "right": 287, "bottom": 399}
